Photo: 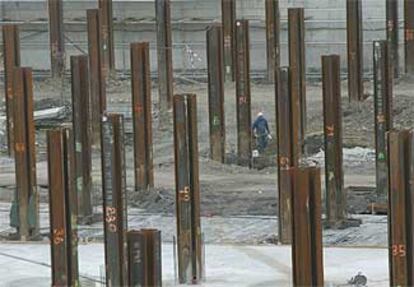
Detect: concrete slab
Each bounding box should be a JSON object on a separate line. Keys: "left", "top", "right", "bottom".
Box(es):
{"left": 0, "top": 243, "right": 388, "bottom": 286}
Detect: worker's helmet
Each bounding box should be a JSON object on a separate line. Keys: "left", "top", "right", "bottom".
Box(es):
{"left": 257, "top": 112, "right": 263, "bottom": 117}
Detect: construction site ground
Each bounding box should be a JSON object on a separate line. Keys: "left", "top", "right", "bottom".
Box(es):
{"left": 2, "top": 76, "right": 414, "bottom": 286}
{"left": 0, "top": 242, "right": 388, "bottom": 286}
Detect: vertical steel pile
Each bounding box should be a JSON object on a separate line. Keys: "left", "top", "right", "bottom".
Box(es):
{"left": 101, "top": 114, "right": 128, "bottom": 286}
{"left": 131, "top": 42, "right": 154, "bottom": 191}
{"left": 275, "top": 67, "right": 297, "bottom": 244}
{"left": 288, "top": 8, "right": 306, "bottom": 158}
{"left": 99, "top": 0, "right": 115, "bottom": 72}
{"left": 387, "top": 130, "right": 414, "bottom": 285}
{"left": 2, "top": 25, "right": 20, "bottom": 156}
{"left": 173, "top": 94, "right": 202, "bottom": 284}
{"left": 48, "top": 0, "right": 65, "bottom": 78}
{"left": 206, "top": 24, "right": 226, "bottom": 163}
{"left": 71, "top": 55, "right": 93, "bottom": 220}
{"left": 11, "top": 67, "right": 39, "bottom": 240}
{"left": 156, "top": 0, "right": 173, "bottom": 112}
{"left": 290, "top": 167, "right": 324, "bottom": 286}
{"left": 405, "top": 0, "right": 414, "bottom": 73}
{"left": 373, "top": 41, "right": 393, "bottom": 200}
{"left": 322, "top": 55, "right": 346, "bottom": 227}
{"left": 346, "top": 0, "right": 364, "bottom": 101}
{"left": 265, "top": 0, "right": 280, "bottom": 83}
{"left": 87, "top": 9, "right": 106, "bottom": 143}
{"left": 386, "top": 0, "right": 399, "bottom": 78}
{"left": 47, "top": 128, "right": 79, "bottom": 286}
{"left": 127, "top": 229, "right": 162, "bottom": 286}
{"left": 221, "top": 0, "right": 236, "bottom": 82}
{"left": 235, "top": 19, "right": 252, "bottom": 167}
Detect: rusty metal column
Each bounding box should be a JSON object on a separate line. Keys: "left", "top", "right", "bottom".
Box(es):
{"left": 47, "top": 128, "right": 79, "bottom": 286}
{"left": 127, "top": 229, "right": 162, "bottom": 286}
{"left": 48, "top": 0, "right": 65, "bottom": 78}
{"left": 387, "top": 0, "right": 399, "bottom": 78}
{"left": 221, "top": 0, "right": 236, "bottom": 82}
{"left": 265, "top": 0, "right": 280, "bottom": 83}
{"left": 99, "top": 0, "right": 115, "bottom": 72}
{"left": 235, "top": 20, "right": 252, "bottom": 167}
{"left": 2, "top": 25, "right": 20, "bottom": 156}
{"left": 131, "top": 42, "right": 154, "bottom": 191}
{"left": 322, "top": 55, "right": 345, "bottom": 226}
{"left": 156, "top": 0, "right": 173, "bottom": 113}
{"left": 173, "top": 94, "right": 202, "bottom": 284}
{"left": 275, "top": 67, "right": 296, "bottom": 244}
{"left": 206, "top": 24, "right": 225, "bottom": 163}
{"left": 87, "top": 9, "right": 106, "bottom": 143}
{"left": 346, "top": 0, "right": 364, "bottom": 101}
{"left": 288, "top": 8, "right": 306, "bottom": 158}
{"left": 101, "top": 113, "right": 128, "bottom": 286}
{"left": 12, "top": 67, "right": 39, "bottom": 240}
{"left": 405, "top": 0, "right": 414, "bottom": 73}
{"left": 62, "top": 128, "right": 79, "bottom": 285}
{"left": 291, "top": 167, "right": 324, "bottom": 287}
{"left": 71, "top": 55, "right": 93, "bottom": 220}
{"left": 387, "top": 130, "right": 411, "bottom": 286}
{"left": 373, "top": 41, "right": 393, "bottom": 200}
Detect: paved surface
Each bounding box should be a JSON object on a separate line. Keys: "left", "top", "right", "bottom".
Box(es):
{"left": 0, "top": 202, "right": 388, "bottom": 246}
{"left": 0, "top": 242, "right": 388, "bottom": 286}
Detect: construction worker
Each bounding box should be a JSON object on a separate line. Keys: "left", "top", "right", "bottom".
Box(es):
{"left": 252, "top": 112, "right": 272, "bottom": 154}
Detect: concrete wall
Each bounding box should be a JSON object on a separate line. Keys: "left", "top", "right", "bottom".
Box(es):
{"left": 0, "top": 0, "right": 405, "bottom": 77}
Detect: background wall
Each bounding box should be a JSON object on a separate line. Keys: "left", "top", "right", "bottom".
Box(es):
{"left": 0, "top": 0, "right": 405, "bottom": 78}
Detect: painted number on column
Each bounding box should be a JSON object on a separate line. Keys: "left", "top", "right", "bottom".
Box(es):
{"left": 105, "top": 206, "right": 117, "bottom": 232}
{"left": 392, "top": 244, "right": 406, "bottom": 257}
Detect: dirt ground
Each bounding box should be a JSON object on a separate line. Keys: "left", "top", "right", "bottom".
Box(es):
{"left": 1, "top": 74, "right": 414, "bottom": 225}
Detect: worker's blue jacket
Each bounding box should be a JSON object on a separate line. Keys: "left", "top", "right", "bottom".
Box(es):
{"left": 252, "top": 116, "right": 270, "bottom": 136}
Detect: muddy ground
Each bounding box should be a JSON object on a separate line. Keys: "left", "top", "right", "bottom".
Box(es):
{"left": 1, "top": 74, "right": 414, "bottom": 227}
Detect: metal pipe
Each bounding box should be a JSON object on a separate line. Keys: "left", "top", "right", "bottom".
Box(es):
{"left": 101, "top": 113, "right": 128, "bottom": 286}
{"left": 206, "top": 24, "right": 226, "bottom": 163}
{"left": 131, "top": 42, "right": 154, "bottom": 191}
{"left": 2, "top": 24, "right": 20, "bottom": 156}
{"left": 322, "top": 55, "right": 345, "bottom": 226}
{"left": 235, "top": 19, "right": 252, "bottom": 167}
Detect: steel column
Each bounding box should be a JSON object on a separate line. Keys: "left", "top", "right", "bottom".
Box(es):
{"left": 291, "top": 167, "right": 324, "bottom": 287}
{"left": 275, "top": 67, "right": 296, "bottom": 244}
{"left": 2, "top": 25, "right": 20, "bottom": 156}
{"left": 386, "top": 0, "right": 399, "bottom": 78}
{"left": 235, "top": 20, "right": 252, "bottom": 167}
{"left": 308, "top": 167, "right": 324, "bottom": 286}
{"left": 131, "top": 42, "right": 154, "bottom": 191}
{"left": 101, "top": 113, "right": 128, "bottom": 286}
{"left": 265, "top": 0, "right": 280, "bottom": 83}
{"left": 127, "top": 229, "right": 162, "bottom": 286}
{"left": 155, "top": 0, "right": 173, "bottom": 112}
{"left": 12, "top": 67, "right": 39, "bottom": 240}
{"left": 48, "top": 0, "right": 65, "bottom": 78}
{"left": 373, "top": 41, "right": 393, "bottom": 200}
{"left": 98, "top": 0, "right": 115, "bottom": 72}
{"left": 47, "top": 128, "right": 79, "bottom": 286}
{"left": 173, "top": 94, "right": 202, "bottom": 284}
{"left": 322, "top": 55, "right": 345, "bottom": 226}
{"left": 206, "top": 24, "right": 226, "bottom": 163}
{"left": 346, "top": 0, "right": 364, "bottom": 101}
{"left": 71, "top": 55, "right": 93, "bottom": 219}
{"left": 288, "top": 8, "right": 306, "bottom": 159}
{"left": 387, "top": 130, "right": 411, "bottom": 286}
{"left": 63, "top": 128, "right": 79, "bottom": 285}
{"left": 405, "top": 0, "right": 414, "bottom": 73}
{"left": 221, "top": 0, "right": 236, "bottom": 82}
{"left": 87, "top": 9, "right": 106, "bottom": 143}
